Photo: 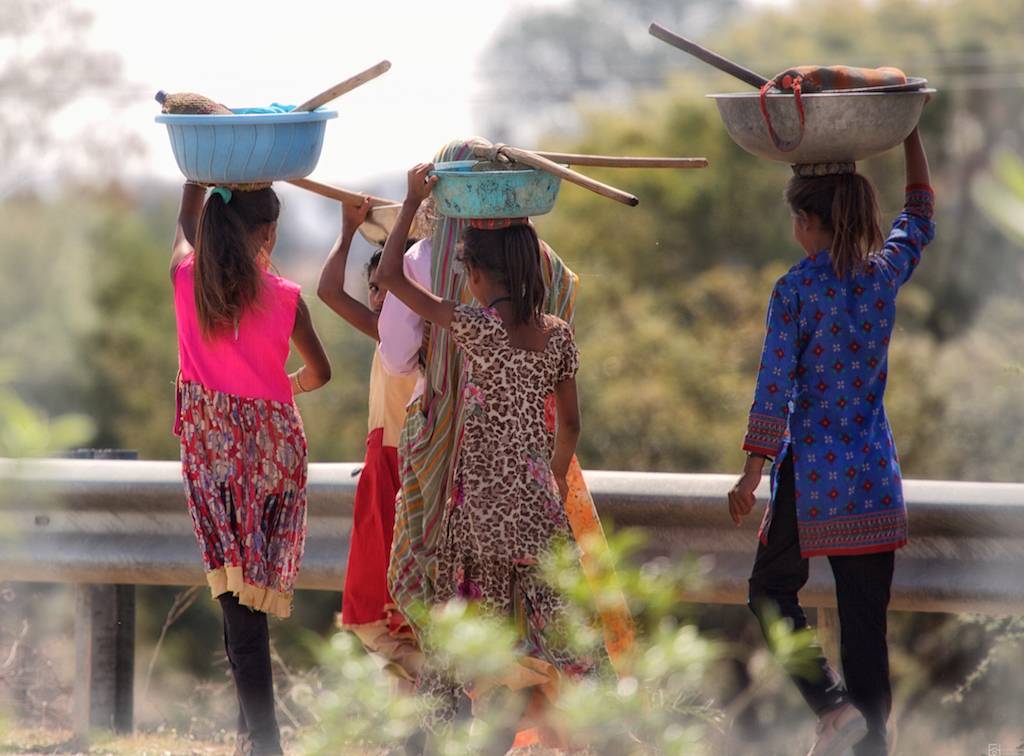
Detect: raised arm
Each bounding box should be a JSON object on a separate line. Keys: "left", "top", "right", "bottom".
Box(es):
{"left": 316, "top": 196, "right": 380, "bottom": 340}
{"left": 376, "top": 163, "right": 455, "bottom": 331}
{"left": 289, "top": 297, "right": 331, "bottom": 395}
{"left": 903, "top": 124, "right": 930, "bottom": 190}
{"left": 171, "top": 183, "right": 205, "bottom": 279}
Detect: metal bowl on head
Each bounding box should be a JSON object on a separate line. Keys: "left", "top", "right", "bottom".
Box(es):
{"left": 358, "top": 204, "right": 401, "bottom": 247}
{"left": 155, "top": 109, "right": 337, "bottom": 185}
{"left": 429, "top": 160, "right": 562, "bottom": 219}
{"left": 708, "top": 89, "right": 933, "bottom": 165}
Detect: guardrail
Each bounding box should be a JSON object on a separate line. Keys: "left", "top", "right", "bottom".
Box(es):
{"left": 0, "top": 458, "right": 360, "bottom": 591}
{"left": 5, "top": 458, "right": 1024, "bottom": 614}
{"left": 3, "top": 457, "right": 1024, "bottom": 734}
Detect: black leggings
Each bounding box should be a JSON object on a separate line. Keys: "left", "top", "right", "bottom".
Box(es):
{"left": 747, "top": 452, "right": 894, "bottom": 755}
{"left": 219, "top": 594, "right": 282, "bottom": 756}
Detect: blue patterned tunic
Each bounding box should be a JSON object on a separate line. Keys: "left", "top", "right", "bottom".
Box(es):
{"left": 743, "top": 186, "right": 936, "bottom": 556}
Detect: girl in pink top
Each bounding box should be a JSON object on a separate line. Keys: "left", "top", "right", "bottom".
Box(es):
{"left": 171, "top": 182, "right": 331, "bottom": 756}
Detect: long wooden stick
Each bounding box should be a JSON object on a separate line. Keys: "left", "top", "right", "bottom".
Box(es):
{"left": 533, "top": 152, "right": 708, "bottom": 169}
{"left": 473, "top": 143, "right": 639, "bottom": 206}
{"left": 286, "top": 177, "right": 396, "bottom": 207}
{"left": 291, "top": 60, "right": 392, "bottom": 113}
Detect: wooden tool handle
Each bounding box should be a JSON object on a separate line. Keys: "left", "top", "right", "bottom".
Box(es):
{"left": 533, "top": 152, "right": 708, "bottom": 169}
{"left": 474, "top": 144, "right": 639, "bottom": 207}
{"left": 648, "top": 23, "right": 768, "bottom": 89}
{"left": 292, "top": 60, "right": 392, "bottom": 113}
{"left": 286, "top": 177, "right": 395, "bottom": 208}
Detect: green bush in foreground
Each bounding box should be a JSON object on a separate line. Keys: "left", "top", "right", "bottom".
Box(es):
{"left": 302, "top": 532, "right": 817, "bottom": 756}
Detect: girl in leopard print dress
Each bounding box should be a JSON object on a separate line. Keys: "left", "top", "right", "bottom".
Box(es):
{"left": 378, "top": 163, "right": 599, "bottom": 754}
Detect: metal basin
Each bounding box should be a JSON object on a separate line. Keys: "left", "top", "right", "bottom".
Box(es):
{"left": 429, "top": 160, "right": 562, "bottom": 219}
{"left": 708, "top": 89, "right": 933, "bottom": 165}
{"left": 357, "top": 203, "right": 429, "bottom": 248}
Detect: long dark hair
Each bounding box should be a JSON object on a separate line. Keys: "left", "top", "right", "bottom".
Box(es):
{"left": 192, "top": 187, "right": 280, "bottom": 338}
{"left": 366, "top": 248, "right": 383, "bottom": 279}
{"left": 459, "top": 224, "right": 546, "bottom": 328}
{"left": 785, "top": 172, "right": 884, "bottom": 279}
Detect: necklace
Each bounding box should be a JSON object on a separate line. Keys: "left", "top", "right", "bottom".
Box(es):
{"left": 487, "top": 296, "right": 512, "bottom": 308}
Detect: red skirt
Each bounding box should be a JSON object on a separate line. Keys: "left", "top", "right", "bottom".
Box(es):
{"left": 340, "top": 427, "right": 403, "bottom": 628}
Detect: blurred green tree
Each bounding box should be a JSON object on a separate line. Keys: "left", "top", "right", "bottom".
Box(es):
{"left": 0, "top": 193, "right": 100, "bottom": 424}
{"left": 476, "top": 0, "right": 740, "bottom": 145}
{"left": 708, "top": 0, "right": 1024, "bottom": 337}
{"left": 83, "top": 188, "right": 181, "bottom": 456}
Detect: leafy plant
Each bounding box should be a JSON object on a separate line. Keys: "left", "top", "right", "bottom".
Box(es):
{"left": 302, "top": 530, "right": 819, "bottom": 756}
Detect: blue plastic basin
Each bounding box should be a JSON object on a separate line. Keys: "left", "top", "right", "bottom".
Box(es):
{"left": 429, "top": 160, "right": 562, "bottom": 219}
{"left": 155, "top": 109, "right": 337, "bottom": 185}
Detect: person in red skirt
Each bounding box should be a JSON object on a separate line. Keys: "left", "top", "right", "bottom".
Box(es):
{"left": 171, "top": 182, "right": 332, "bottom": 756}
{"left": 317, "top": 196, "right": 422, "bottom": 697}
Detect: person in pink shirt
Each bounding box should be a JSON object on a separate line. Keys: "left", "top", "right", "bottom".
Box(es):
{"left": 171, "top": 182, "right": 331, "bottom": 756}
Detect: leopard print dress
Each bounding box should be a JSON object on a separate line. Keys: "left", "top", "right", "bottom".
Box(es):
{"left": 417, "top": 303, "right": 600, "bottom": 732}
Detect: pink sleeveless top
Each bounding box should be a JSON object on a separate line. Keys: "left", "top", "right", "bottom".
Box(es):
{"left": 174, "top": 255, "right": 300, "bottom": 404}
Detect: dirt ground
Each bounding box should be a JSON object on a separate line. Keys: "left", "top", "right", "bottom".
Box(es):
{"left": 0, "top": 728, "right": 237, "bottom": 756}
{"left": 0, "top": 728, "right": 569, "bottom": 756}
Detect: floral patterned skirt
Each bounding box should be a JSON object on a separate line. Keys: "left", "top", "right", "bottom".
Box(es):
{"left": 178, "top": 381, "right": 307, "bottom": 618}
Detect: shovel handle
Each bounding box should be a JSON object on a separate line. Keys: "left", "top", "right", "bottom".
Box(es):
{"left": 648, "top": 23, "right": 768, "bottom": 89}
{"left": 474, "top": 144, "right": 639, "bottom": 206}
{"left": 286, "top": 177, "right": 395, "bottom": 208}
{"left": 291, "top": 60, "right": 392, "bottom": 113}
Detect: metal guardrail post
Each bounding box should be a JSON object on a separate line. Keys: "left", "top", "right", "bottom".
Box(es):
{"left": 73, "top": 582, "right": 135, "bottom": 735}
{"left": 59, "top": 450, "right": 137, "bottom": 737}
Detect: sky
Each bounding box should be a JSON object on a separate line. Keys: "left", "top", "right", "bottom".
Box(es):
{"left": 80, "top": 0, "right": 572, "bottom": 190}
{"left": 69, "top": 0, "right": 783, "bottom": 274}
{"left": 80, "top": 0, "right": 786, "bottom": 190}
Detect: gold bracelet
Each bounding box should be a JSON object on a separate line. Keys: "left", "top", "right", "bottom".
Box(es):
{"left": 295, "top": 369, "right": 306, "bottom": 393}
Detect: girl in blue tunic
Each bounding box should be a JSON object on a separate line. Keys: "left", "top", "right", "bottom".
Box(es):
{"left": 728, "top": 123, "right": 934, "bottom": 756}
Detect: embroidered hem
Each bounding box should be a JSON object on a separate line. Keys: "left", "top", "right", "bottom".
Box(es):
{"left": 758, "top": 508, "right": 909, "bottom": 558}
{"left": 207, "top": 565, "right": 294, "bottom": 618}
{"left": 799, "top": 538, "right": 905, "bottom": 558}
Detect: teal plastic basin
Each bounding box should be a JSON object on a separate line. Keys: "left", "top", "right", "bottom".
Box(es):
{"left": 155, "top": 109, "right": 337, "bottom": 185}
{"left": 429, "top": 160, "right": 562, "bottom": 219}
